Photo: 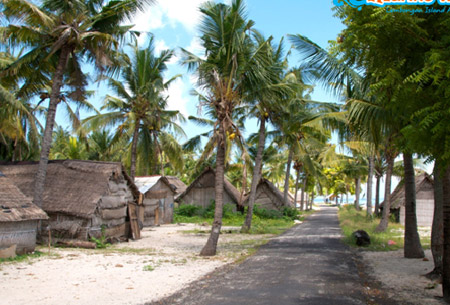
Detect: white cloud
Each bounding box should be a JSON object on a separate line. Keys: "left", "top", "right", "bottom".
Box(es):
{"left": 132, "top": 0, "right": 204, "bottom": 33}
{"left": 165, "top": 78, "right": 189, "bottom": 118}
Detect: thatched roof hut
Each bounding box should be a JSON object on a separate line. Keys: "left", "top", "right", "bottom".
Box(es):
{"left": 135, "top": 176, "right": 177, "bottom": 226}
{"left": 382, "top": 173, "right": 434, "bottom": 227}
{"left": 165, "top": 176, "right": 187, "bottom": 200}
{"left": 245, "top": 179, "right": 293, "bottom": 210}
{"left": 0, "top": 172, "right": 48, "bottom": 255}
{"left": 176, "top": 167, "right": 243, "bottom": 210}
{"left": 0, "top": 160, "right": 141, "bottom": 243}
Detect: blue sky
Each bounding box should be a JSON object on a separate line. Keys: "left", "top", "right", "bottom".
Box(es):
{"left": 64, "top": 0, "right": 345, "bottom": 141}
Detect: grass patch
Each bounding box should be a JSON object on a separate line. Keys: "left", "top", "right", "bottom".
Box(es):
{"left": 0, "top": 250, "right": 56, "bottom": 264}
{"left": 338, "top": 204, "right": 431, "bottom": 251}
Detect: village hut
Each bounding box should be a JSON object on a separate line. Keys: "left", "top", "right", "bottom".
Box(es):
{"left": 165, "top": 176, "right": 187, "bottom": 200}
{"left": 0, "top": 172, "right": 48, "bottom": 255}
{"left": 134, "top": 176, "right": 177, "bottom": 226}
{"left": 382, "top": 173, "right": 434, "bottom": 227}
{"left": 245, "top": 179, "right": 293, "bottom": 211}
{"left": 0, "top": 160, "right": 141, "bottom": 244}
{"left": 176, "top": 167, "right": 243, "bottom": 211}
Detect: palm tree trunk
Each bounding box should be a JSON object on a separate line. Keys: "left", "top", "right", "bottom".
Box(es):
{"left": 294, "top": 167, "right": 300, "bottom": 209}
{"left": 442, "top": 165, "right": 450, "bottom": 301}
{"left": 376, "top": 154, "right": 394, "bottom": 232}
{"left": 403, "top": 152, "right": 424, "bottom": 258}
{"left": 200, "top": 124, "right": 226, "bottom": 256}
{"left": 242, "top": 118, "right": 266, "bottom": 232}
{"left": 283, "top": 147, "right": 293, "bottom": 207}
{"left": 367, "top": 155, "right": 374, "bottom": 216}
{"left": 428, "top": 161, "right": 443, "bottom": 279}
{"left": 129, "top": 122, "right": 140, "bottom": 181}
{"left": 354, "top": 177, "right": 361, "bottom": 211}
{"left": 375, "top": 174, "right": 381, "bottom": 216}
{"left": 33, "top": 46, "right": 70, "bottom": 208}
{"left": 310, "top": 193, "right": 315, "bottom": 210}
{"left": 301, "top": 176, "right": 307, "bottom": 211}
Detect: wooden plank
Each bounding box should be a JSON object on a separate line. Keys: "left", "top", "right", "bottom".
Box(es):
{"left": 146, "top": 191, "right": 167, "bottom": 200}
{"left": 127, "top": 204, "right": 141, "bottom": 240}
{"left": 154, "top": 206, "right": 159, "bottom": 226}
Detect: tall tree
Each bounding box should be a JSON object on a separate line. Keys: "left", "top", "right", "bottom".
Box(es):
{"left": 1, "top": 0, "right": 154, "bottom": 206}
{"left": 181, "top": 0, "right": 269, "bottom": 256}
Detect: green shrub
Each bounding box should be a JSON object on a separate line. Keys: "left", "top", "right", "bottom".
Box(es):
{"left": 253, "top": 205, "right": 283, "bottom": 219}
{"left": 282, "top": 207, "right": 300, "bottom": 220}
{"left": 175, "top": 204, "right": 202, "bottom": 217}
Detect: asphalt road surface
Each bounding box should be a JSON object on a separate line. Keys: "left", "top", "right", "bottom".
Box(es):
{"left": 150, "top": 205, "right": 396, "bottom": 305}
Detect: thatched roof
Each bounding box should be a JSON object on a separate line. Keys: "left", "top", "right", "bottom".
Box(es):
{"left": 134, "top": 176, "right": 177, "bottom": 194}
{"left": 176, "top": 167, "right": 243, "bottom": 205}
{"left": 383, "top": 173, "right": 434, "bottom": 209}
{"left": 0, "top": 172, "right": 48, "bottom": 222}
{"left": 165, "top": 176, "right": 187, "bottom": 197}
{"left": 0, "top": 160, "right": 139, "bottom": 218}
{"left": 246, "top": 178, "right": 292, "bottom": 207}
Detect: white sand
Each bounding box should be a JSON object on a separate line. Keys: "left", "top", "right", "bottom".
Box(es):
{"left": 0, "top": 224, "right": 270, "bottom": 305}
{"left": 362, "top": 249, "right": 444, "bottom": 305}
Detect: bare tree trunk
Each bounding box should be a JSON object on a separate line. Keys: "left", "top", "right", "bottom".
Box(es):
{"left": 242, "top": 118, "right": 266, "bottom": 232}
{"left": 200, "top": 125, "right": 226, "bottom": 256}
{"left": 34, "top": 47, "right": 70, "bottom": 208}
{"left": 375, "top": 174, "right": 381, "bottom": 216}
{"left": 442, "top": 165, "right": 450, "bottom": 301}
{"left": 294, "top": 167, "right": 301, "bottom": 209}
{"left": 354, "top": 177, "right": 361, "bottom": 211}
{"left": 301, "top": 175, "right": 307, "bottom": 211}
{"left": 376, "top": 153, "right": 395, "bottom": 232}
{"left": 367, "top": 155, "right": 374, "bottom": 216}
{"left": 129, "top": 123, "right": 140, "bottom": 181}
{"left": 403, "top": 152, "right": 424, "bottom": 258}
{"left": 283, "top": 147, "right": 293, "bottom": 207}
{"left": 428, "top": 161, "right": 443, "bottom": 279}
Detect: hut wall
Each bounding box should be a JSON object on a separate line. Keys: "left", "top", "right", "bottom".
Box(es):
{"left": 141, "top": 180, "right": 175, "bottom": 227}
{"left": 0, "top": 221, "right": 38, "bottom": 254}
{"left": 399, "top": 199, "right": 434, "bottom": 227}
{"left": 254, "top": 186, "right": 280, "bottom": 211}
{"left": 181, "top": 187, "right": 237, "bottom": 211}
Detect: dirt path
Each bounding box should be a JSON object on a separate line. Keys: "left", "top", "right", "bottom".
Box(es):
{"left": 151, "top": 205, "right": 393, "bottom": 305}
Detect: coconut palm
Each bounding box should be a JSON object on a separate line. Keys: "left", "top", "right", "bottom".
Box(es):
{"left": 181, "top": 0, "right": 271, "bottom": 256}
{"left": 1, "top": 0, "right": 154, "bottom": 206}
{"left": 83, "top": 39, "right": 184, "bottom": 180}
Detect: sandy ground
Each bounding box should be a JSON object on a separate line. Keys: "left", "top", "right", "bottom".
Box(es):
{"left": 0, "top": 224, "right": 271, "bottom": 305}
{"left": 0, "top": 222, "right": 445, "bottom": 305}
{"left": 361, "top": 249, "right": 445, "bottom": 305}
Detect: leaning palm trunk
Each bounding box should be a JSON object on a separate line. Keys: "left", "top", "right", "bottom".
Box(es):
{"left": 354, "top": 177, "right": 361, "bottom": 211}
{"left": 428, "top": 161, "right": 444, "bottom": 279}
{"left": 366, "top": 155, "right": 374, "bottom": 216}
{"left": 34, "top": 46, "right": 71, "bottom": 208}
{"left": 403, "top": 152, "right": 424, "bottom": 258}
{"left": 376, "top": 153, "right": 395, "bottom": 232}
{"left": 200, "top": 125, "right": 226, "bottom": 256}
{"left": 442, "top": 165, "right": 450, "bottom": 301}
{"left": 242, "top": 118, "right": 266, "bottom": 232}
{"left": 129, "top": 123, "right": 140, "bottom": 181}
{"left": 301, "top": 176, "right": 307, "bottom": 211}
{"left": 283, "top": 147, "right": 294, "bottom": 206}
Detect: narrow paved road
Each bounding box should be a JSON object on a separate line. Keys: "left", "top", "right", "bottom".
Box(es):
{"left": 151, "top": 206, "right": 390, "bottom": 305}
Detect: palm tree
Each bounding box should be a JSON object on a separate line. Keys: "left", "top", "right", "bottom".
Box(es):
{"left": 83, "top": 39, "right": 184, "bottom": 180}
{"left": 181, "top": 0, "right": 270, "bottom": 256}
{"left": 1, "top": 0, "right": 154, "bottom": 206}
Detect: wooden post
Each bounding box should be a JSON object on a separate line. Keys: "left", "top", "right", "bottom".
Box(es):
{"left": 155, "top": 206, "right": 159, "bottom": 226}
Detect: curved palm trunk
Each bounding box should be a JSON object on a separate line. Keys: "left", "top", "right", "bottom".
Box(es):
{"left": 242, "top": 118, "right": 266, "bottom": 232}
{"left": 354, "top": 177, "right": 361, "bottom": 211}
{"left": 429, "top": 161, "right": 443, "bottom": 279}
{"left": 34, "top": 46, "right": 70, "bottom": 208}
{"left": 403, "top": 152, "right": 424, "bottom": 258}
{"left": 375, "top": 174, "right": 381, "bottom": 216}
{"left": 129, "top": 122, "right": 140, "bottom": 181}
{"left": 283, "top": 147, "right": 294, "bottom": 207}
{"left": 376, "top": 153, "right": 395, "bottom": 232}
{"left": 442, "top": 165, "right": 450, "bottom": 301}
{"left": 367, "top": 155, "right": 374, "bottom": 216}
{"left": 200, "top": 124, "right": 226, "bottom": 256}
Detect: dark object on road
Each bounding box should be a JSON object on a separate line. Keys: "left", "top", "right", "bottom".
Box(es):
{"left": 352, "top": 230, "right": 371, "bottom": 246}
